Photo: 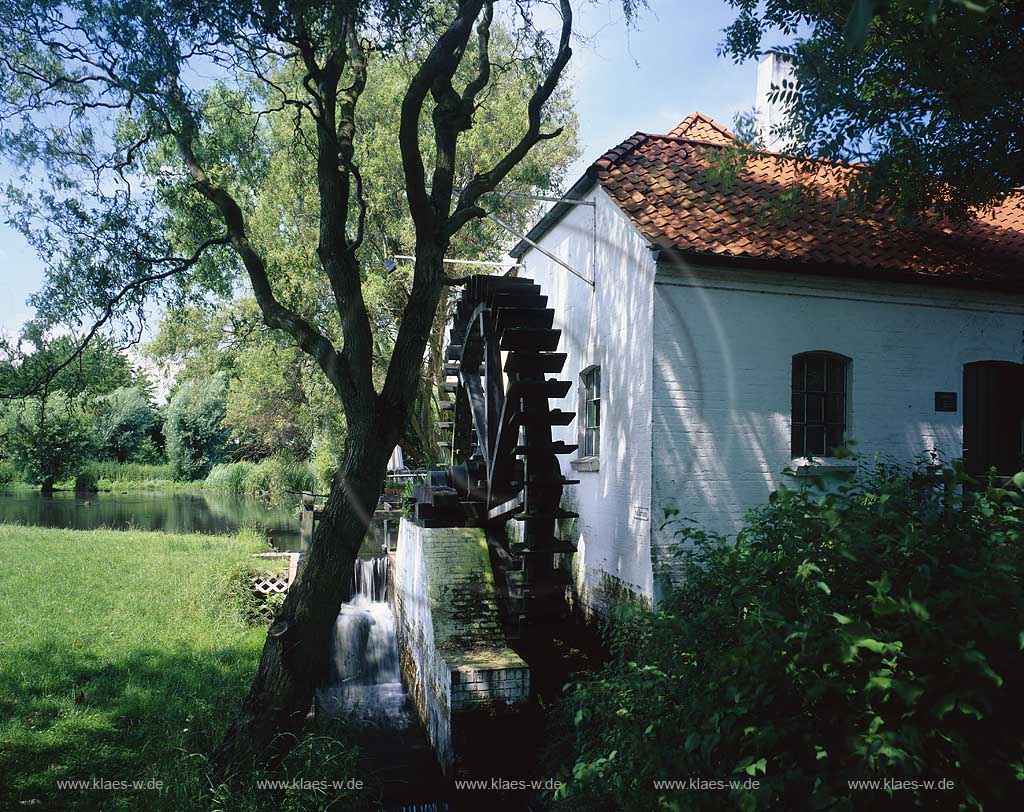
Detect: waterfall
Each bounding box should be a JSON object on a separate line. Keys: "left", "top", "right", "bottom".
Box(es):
{"left": 352, "top": 555, "right": 389, "bottom": 603}
{"left": 318, "top": 556, "right": 409, "bottom": 725}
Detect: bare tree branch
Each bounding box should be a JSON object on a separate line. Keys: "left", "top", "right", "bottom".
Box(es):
{"left": 446, "top": 0, "right": 573, "bottom": 237}
{"left": 398, "top": 0, "right": 487, "bottom": 239}
{"left": 3, "top": 234, "right": 230, "bottom": 400}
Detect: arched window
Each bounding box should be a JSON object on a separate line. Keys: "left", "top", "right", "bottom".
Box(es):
{"left": 792, "top": 352, "right": 849, "bottom": 458}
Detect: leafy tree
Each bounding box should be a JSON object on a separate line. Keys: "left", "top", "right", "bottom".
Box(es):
{"left": 0, "top": 0, "right": 641, "bottom": 773}
{"left": 3, "top": 393, "right": 92, "bottom": 491}
{"left": 0, "top": 335, "right": 136, "bottom": 488}
{"left": 147, "top": 298, "right": 343, "bottom": 461}
{"left": 164, "top": 373, "right": 231, "bottom": 480}
{"left": 0, "top": 334, "right": 135, "bottom": 403}
{"left": 145, "top": 32, "right": 579, "bottom": 465}
{"left": 224, "top": 342, "right": 320, "bottom": 460}
{"left": 720, "top": 0, "right": 1024, "bottom": 218}
{"left": 90, "top": 386, "right": 162, "bottom": 463}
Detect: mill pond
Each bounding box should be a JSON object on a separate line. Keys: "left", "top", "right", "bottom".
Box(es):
{"left": 0, "top": 488, "right": 304, "bottom": 550}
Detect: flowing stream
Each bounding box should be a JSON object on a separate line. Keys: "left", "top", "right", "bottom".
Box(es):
{"left": 318, "top": 556, "right": 410, "bottom": 726}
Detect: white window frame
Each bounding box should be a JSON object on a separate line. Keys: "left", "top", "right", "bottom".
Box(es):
{"left": 578, "top": 365, "right": 601, "bottom": 464}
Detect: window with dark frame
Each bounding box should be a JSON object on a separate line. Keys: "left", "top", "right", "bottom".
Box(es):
{"left": 792, "top": 352, "right": 848, "bottom": 458}
{"left": 581, "top": 366, "right": 601, "bottom": 458}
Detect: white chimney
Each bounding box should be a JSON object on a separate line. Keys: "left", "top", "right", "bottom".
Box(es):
{"left": 756, "top": 52, "right": 797, "bottom": 152}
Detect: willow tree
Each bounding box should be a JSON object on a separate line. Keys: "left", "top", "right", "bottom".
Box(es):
{"left": 145, "top": 30, "right": 579, "bottom": 466}
{"left": 0, "top": 0, "right": 640, "bottom": 773}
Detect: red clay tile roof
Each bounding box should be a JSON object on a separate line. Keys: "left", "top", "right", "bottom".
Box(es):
{"left": 586, "top": 115, "right": 1024, "bottom": 291}
{"left": 667, "top": 112, "right": 737, "bottom": 144}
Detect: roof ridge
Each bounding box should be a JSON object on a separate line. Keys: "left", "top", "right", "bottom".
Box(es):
{"left": 668, "top": 111, "right": 738, "bottom": 142}
{"left": 589, "top": 131, "right": 650, "bottom": 175}
{"left": 689, "top": 111, "right": 737, "bottom": 139}
{"left": 649, "top": 132, "right": 876, "bottom": 174}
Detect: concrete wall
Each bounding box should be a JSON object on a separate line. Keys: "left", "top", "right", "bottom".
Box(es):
{"left": 392, "top": 520, "right": 530, "bottom": 772}
{"left": 650, "top": 264, "right": 1024, "bottom": 592}
{"left": 516, "top": 185, "right": 657, "bottom": 613}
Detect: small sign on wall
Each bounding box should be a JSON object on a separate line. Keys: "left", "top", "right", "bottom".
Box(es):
{"left": 634, "top": 506, "right": 650, "bottom": 521}
{"left": 934, "top": 392, "right": 958, "bottom": 412}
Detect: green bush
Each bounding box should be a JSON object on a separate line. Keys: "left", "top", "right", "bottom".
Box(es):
{"left": 311, "top": 442, "right": 338, "bottom": 494}
{"left": 205, "top": 462, "right": 257, "bottom": 493}
{"left": 551, "top": 461, "right": 1024, "bottom": 812}
{"left": 3, "top": 392, "right": 92, "bottom": 490}
{"left": 89, "top": 386, "right": 161, "bottom": 463}
{"left": 73, "top": 468, "right": 99, "bottom": 493}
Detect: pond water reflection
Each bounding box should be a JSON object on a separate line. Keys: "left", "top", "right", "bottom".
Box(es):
{"left": 0, "top": 488, "right": 302, "bottom": 550}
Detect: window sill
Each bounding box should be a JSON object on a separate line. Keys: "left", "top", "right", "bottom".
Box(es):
{"left": 788, "top": 457, "right": 858, "bottom": 477}
{"left": 571, "top": 456, "right": 600, "bottom": 473}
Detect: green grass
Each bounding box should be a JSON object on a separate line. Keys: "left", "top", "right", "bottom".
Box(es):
{"left": 3, "top": 460, "right": 186, "bottom": 493}
{"left": 85, "top": 461, "right": 179, "bottom": 490}
{"left": 205, "top": 457, "right": 321, "bottom": 497}
{"left": 0, "top": 525, "right": 364, "bottom": 811}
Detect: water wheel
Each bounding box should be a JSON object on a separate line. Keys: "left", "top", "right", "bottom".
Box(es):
{"left": 435, "top": 273, "right": 579, "bottom": 636}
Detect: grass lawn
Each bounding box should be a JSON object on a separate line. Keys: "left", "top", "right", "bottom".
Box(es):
{"left": 0, "top": 525, "right": 281, "bottom": 810}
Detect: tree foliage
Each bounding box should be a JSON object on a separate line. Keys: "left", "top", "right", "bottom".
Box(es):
{"left": 0, "top": 335, "right": 137, "bottom": 487}
{"left": 142, "top": 31, "right": 580, "bottom": 465}
{"left": 2, "top": 393, "right": 93, "bottom": 489}
{"left": 90, "top": 386, "right": 162, "bottom": 463}
{"left": 164, "top": 373, "right": 230, "bottom": 480}
{"left": 551, "top": 461, "right": 1024, "bottom": 811}
{"left": 0, "top": 0, "right": 642, "bottom": 773}
{"left": 721, "top": 0, "right": 1024, "bottom": 219}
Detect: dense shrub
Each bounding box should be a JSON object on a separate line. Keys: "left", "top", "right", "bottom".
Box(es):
{"left": 73, "top": 468, "right": 98, "bottom": 493}
{"left": 205, "top": 461, "right": 257, "bottom": 493}
{"left": 551, "top": 461, "right": 1024, "bottom": 812}
{"left": 164, "top": 374, "right": 230, "bottom": 480}
{"left": 311, "top": 442, "right": 339, "bottom": 494}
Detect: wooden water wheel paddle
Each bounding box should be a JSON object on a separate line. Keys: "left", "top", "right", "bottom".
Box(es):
{"left": 416, "top": 273, "right": 579, "bottom": 636}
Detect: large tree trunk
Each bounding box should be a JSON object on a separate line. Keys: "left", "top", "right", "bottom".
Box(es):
{"left": 211, "top": 424, "right": 394, "bottom": 779}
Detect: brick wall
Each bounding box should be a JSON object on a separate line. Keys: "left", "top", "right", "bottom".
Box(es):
{"left": 518, "top": 186, "right": 658, "bottom": 615}
{"left": 392, "top": 521, "right": 529, "bottom": 772}
{"left": 651, "top": 264, "right": 1024, "bottom": 597}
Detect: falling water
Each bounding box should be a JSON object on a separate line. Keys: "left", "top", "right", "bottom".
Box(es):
{"left": 318, "top": 556, "right": 410, "bottom": 725}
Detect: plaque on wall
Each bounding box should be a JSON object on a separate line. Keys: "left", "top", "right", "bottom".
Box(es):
{"left": 934, "top": 392, "right": 958, "bottom": 412}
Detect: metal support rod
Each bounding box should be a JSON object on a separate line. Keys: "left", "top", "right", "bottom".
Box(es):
{"left": 430, "top": 183, "right": 596, "bottom": 207}
{"left": 391, "top": 255, "right": 520, "bottom": 269}
{"left": 485, "top": 211, "right": 595, "bottom": 287}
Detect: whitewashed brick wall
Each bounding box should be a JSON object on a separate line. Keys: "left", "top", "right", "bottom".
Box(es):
{"left": 517, "top": 186, "right": 658, "bottom": 612}
{"left": 650, "top": 264, "right": 1024, "bottom": 596}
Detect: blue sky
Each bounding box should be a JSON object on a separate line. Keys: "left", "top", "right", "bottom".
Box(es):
{"left": 0, "top": 0, "right": 773, "bottom": 334}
